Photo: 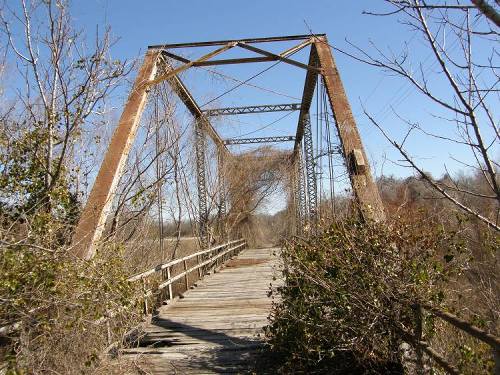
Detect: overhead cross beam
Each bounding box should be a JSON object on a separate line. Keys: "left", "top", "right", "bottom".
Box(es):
{"left": 149, "top": 34, "right": 324, "bottom": 49}
{"left": 203, "top": 103, "right": 301, "bottom": 116}
{"left": 224, "top": 136, "right": 295, "bottom": 145}
{"left": 151, "top": 39, "right": 320, "bottom": 86}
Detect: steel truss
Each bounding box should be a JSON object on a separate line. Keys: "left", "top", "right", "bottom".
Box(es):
{"left": 224, "top": 136, "right": 295, "bottom": 145}
{"left": 72, "top": 33, "right": 386, "bottom": 260}
{"left": 203, "top": 103, "right": 301, "bottom": 116}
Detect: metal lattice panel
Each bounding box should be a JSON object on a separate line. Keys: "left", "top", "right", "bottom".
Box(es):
{"left": 302, "top": 113, "right": 317, "bottom": 224}
{"left": 203, "top": 103, "right": 301, "bottom": 116}
{"left": 297, "top": 150, "right": 307, "bottom": 229}
{"left": 217, "top": 151, "right": 227, "bottom": 240}
{"left": 195, "top": 120, "right": 209, "bottom": 247}
{"left": 293, "top": 152, "right": 307, "bottom": 234}
{"left": 224, "top": 136, "right": 295, "bottom": 145}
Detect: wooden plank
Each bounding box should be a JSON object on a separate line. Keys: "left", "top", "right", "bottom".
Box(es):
{"left": 122, "top": 247, "right": 281, "bottom": 374}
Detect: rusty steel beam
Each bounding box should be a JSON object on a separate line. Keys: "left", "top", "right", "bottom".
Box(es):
{"left": 191, "top": 57, "right": 275, "bottom": 66}
{"left": 203, "top": 103, "right": 301, "bottom": 116}
{"left": 161, "top": 51, "right": 273, "bottom": 66}
{"left": 237, "top": 42, "right": 321, "bottom": 72}
{"left": 71, "top": 51, "right": 160, "bottom": 259}
{"left": 161, "top": 50, "right": 191, "bottom": 64}
{"left": 158, "top": 54, "right": 229, "bottom": 155}
{"left": 294, "top": 44, "right": 319, "bottom": 154}
{"left": 224, "top": 136, "right": 295, "bottom": 145}
{"left": 314, "top": 36, "right": 385, "bottom": 222}
{"left": 149, "top": 42, "right": 237, "bottom": 87}
{"left": 149, "top": 34, "right": 325, "bottom": 49}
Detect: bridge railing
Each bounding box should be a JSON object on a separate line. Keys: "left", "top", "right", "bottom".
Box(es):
{"left": 128, "top": 238, "right": 247, "bottom": 312}
{"left": 0, "top": 239, "right": 247, "bottom": 337}
{"left": 405, "top": 303, "right": 500, "bottom": 375}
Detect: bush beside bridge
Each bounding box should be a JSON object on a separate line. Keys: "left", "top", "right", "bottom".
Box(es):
{"left": 265, "top": 215, "right": 496, "bottom": 374}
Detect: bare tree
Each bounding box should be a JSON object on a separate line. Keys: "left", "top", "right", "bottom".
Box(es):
{"left": 343, "top": 0, "right": 499, "bottom": 230}
{"left": 0, "top": 0, "right": 130, "bottom": 216}
{"left": 224, "top": 147, "right": 289, "bottom": 245}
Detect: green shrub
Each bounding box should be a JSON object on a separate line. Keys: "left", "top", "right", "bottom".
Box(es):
{"left": 265, "top": 215, "right": 466, "bottom": 374}
{"left": 0, "top": 243, "right": 141, "bottom": 374}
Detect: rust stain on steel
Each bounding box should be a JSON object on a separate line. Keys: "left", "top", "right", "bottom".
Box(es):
{"left": 293, "top": 43, "right": 319, "bottom": 154}
{"left": 314, "top": 36, "right": 386, "bottom": 222}
{"left": 71, "top": 51, "right": 160, "bottom": 259}
{"left": 159, "top": 56, "right": 229, "bottom": 156}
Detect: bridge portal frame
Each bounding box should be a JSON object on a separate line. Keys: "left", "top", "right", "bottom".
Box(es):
{"left": 71, "top": 34, "right": 385, "bottom": 260}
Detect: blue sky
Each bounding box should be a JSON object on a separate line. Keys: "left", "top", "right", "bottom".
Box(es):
{"left": 6, "top": 0, "right": 498, "bottom": 183}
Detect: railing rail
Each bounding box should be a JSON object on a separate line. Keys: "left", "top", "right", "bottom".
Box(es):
{"left": 128, "top": 239, "right": 245, "bottom": 282}
{"left": 408, "top": 303, "right": 500, "bottom": 375}
{"left": 128, "top": 238, "right": 247, "bottom": 311}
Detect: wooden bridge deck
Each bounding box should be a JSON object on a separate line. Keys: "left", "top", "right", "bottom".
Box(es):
{"left": 123, "top": 247, "right": 281, "bottom": 374}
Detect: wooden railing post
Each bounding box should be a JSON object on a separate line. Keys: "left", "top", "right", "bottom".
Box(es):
{"left": 166, "top": 266, "right": 173, "bottom": 301}
{"left": 183, "top": 260, "right": 189, "bottom": 290}
{"left": 142, "top": 278, "right": 148, "bottom": 314}
{"left": 197, "top": 254, "right": 202, "bottom": 278}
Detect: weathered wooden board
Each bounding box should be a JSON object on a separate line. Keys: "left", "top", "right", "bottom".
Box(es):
{"left": 122, "top": 247, "right": 281, "bottom": 374}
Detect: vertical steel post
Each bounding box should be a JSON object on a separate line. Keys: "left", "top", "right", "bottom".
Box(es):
{"left": 291, "top": 159, "right": 300, "bottom": 235}
{"left": 297, "top": 150, "right": 307, "bottom": 228}
{"left": 292, "top": 152, "right": 306, "bottom": 234}
{"left": 217, "top": 149, "right": 227, "bottom": 240}
{"left": 195, "top": 119, "right": 209, "bottom": 248}
{"left": 302, "top": 113, "right": 318, "bottom": 225}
